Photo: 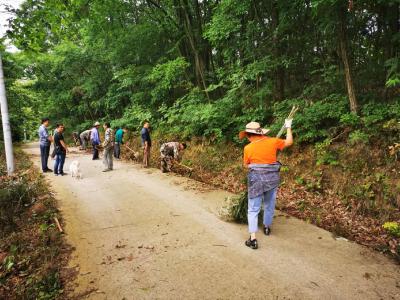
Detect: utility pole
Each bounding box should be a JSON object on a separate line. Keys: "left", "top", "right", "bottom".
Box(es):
{"left": 0, "top": 54, "right": 15, "bottom": 175}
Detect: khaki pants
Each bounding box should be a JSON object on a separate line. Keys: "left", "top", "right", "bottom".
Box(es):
{"left": 143, "top": 146, "right": 150, "bottom": 167}
{"left": 103, "top": 146, "right": 114, "bottom": 170}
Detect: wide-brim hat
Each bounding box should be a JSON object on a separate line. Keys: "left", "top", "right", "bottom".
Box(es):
{"left": 94, "top": 121, "right": 100, "bottom": 126}
{"left": 239, "top": 121, "right": 270, "bottom": 139}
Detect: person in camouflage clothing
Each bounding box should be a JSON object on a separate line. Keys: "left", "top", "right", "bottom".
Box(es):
{"left": 102, "top": 122, "right": 114, "bottom": 172}
{"left": 160, "top": 142, "right": 187, "bottom": 173}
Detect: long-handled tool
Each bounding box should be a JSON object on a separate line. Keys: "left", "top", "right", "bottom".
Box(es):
{"left": 175, "top": 162, "right": 193, "bottom": 171}
{"left": 221, "top": 105, "right": 300, "bottom": 222}
{"left": 123, "top": 144, "right": 140, "bottom": 160}
{"left": 276, "top": 105, "right": 298, "bottom": 138}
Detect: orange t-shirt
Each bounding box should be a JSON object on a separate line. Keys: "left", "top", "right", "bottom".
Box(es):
{"left": 243, "top": 137, "right": 286, "bottom": 165}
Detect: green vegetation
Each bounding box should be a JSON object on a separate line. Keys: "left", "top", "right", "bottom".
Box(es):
{"left": 1, "top": 0, "right": 399, "bottom": 261}
{"left": 0, "top": 148, "right": 67, "bottom": 299}
{"left": 1, "top": 0, "right": 398, "bottom": 141}
{"left": 383, "top": 222, "right": 400, "bottom": 238}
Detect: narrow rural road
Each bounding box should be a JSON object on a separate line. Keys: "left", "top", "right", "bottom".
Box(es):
{"left": 24, "top": 143, "right": 400, "bottom": 300}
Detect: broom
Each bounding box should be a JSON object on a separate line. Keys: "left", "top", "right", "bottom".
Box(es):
{"left": 220, "top": 106, "right": 298, "bottom": 223}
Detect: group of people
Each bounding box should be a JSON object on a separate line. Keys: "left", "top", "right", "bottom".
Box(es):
{"left": 139, "top": 121, "right": 187, "bottom": 172}
{"left": 39, "top": 118, "right": 69, "bottom": 176}
{"left": 39, "top": 116, "right": 294, "bottom": 250}
{"left": 38, "top": 119, "right": 187, "bottom": 175}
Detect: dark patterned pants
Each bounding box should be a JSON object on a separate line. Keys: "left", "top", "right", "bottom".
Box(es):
{"left": 160, "top": 153, "right": 173, "bottom": 172}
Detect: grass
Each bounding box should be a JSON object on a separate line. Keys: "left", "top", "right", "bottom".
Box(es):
{"left": 0, "top": 147, "right": 71, "bottom": 299}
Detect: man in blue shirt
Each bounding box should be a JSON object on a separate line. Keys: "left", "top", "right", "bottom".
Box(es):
{"left": 114, "top": 127, "right": 126, "bottom": 159}
{"left": 141, "top": 121, "right": 151, "bottom": 167}
{"left": 90, "top": 121, "right": 101, "bottom": 160}
{"left": 38, "top": 117, "right": 53, "bottom": 172}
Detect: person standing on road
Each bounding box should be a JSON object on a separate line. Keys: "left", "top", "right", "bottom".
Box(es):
{"left": 90, "top": 122, "right": 101, "bottom": 160}
{"left": 114, "top": 127, "right": 126, "bottom": 159}
{"left": 239, "top": 120, "right": 293, "bottom": 250}
{"left": 53, "top": 124, "right": 69, "bottom": 176}
{"left": 141, "top": 121, "right": 151, "bottom": 168}
{"left": 102, "top": 122, "right": 114, "bottom": 172}
{"left": 38, "top": 117, "right": 53, "bottom": 173}
{"left": 79, "top": 129, "right": 91, "bottom": 150}
{"left": 160, "top": 142, "right": 187, "bottom": 173}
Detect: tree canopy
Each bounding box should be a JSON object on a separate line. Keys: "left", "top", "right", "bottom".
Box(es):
{"left": 2, "top": 0, "right": 399, "bottom": 143}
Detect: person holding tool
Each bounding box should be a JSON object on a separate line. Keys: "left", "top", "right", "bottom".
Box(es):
{"left": 239, "top": 118, "right": 293, "bottom": 250}
{"left": 114, "top": 127, "right": 127, "bottom": 159}
{"left": 79, "top": 129, "right": 92, "bottom": 150}
{"left": 159, "top": 141, "right": 187, "bottom": 173}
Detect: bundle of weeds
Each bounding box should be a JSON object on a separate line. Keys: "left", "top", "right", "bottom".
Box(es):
{"left": 220, "top": 192, "right": 248, "bottom": 223}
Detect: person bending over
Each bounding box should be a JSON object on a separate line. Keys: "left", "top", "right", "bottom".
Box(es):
{"left": 160, "top": 142, "right": 187, "bottom": 173}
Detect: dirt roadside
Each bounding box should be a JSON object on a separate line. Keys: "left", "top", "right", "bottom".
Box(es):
{"left": 23, "top": 143, "right": 400, "bottom": 299}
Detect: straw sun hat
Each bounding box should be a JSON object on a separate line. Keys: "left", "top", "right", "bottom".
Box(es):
{"left": 239, "top": 121, "right": 270, "bottom": 139}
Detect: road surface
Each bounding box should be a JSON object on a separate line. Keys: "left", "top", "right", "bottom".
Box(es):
{"left": 24, "top": 143, "right": 400, "bottom": 299}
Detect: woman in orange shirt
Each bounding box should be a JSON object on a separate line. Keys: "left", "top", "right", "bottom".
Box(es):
{"left": 239, "top": 120, "right": 293, "bottom": 249}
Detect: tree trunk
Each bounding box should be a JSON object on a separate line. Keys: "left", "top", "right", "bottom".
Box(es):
{"left": 180, "top": 0, "right": 210, "bottom": 100}
{"left": 271, "top": 1, "right": 284, "bottom": 101}
{"left": 339, "top": 14, "right": 358, "bottom": 114}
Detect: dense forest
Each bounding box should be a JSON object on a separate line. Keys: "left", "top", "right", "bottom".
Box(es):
{"left": 1, "top": 0, "right": 399, "bottom": 143}
{"left": 1, "top": 0, "right": 400, "bottom": 255}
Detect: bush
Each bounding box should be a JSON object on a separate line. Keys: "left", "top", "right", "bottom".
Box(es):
{"left": 348, "top": 130, "right": 369, "bottom": 145}
{"left": 272, "top": 95, "right": 348, "bottom": 142}
{"left": 383, "top": 222, "right": 400, "bottom": 238}
{"left": 361, "top": 101, "right": 400, "bottom": 128}
{"left": 315, "top": 139, "right": 339, "bottom": 165}
{"left": 0, "top": 178, "right": 34, "bottom": 232}
{"left": 112, "top": 104, "right": 153, "bottom": 131}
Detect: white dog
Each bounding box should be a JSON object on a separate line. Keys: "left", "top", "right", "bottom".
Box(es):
{"left": 69, "top": 160, "right": 83, "bottom": 179}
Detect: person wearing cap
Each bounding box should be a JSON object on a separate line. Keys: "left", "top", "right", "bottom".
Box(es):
{"left": 90, "top": 122, "right": 101, "bottom": 160}
{"left": 159, "top": 142, "right": 187, "bottom": 173}
{"left": 239, "top": 119, "right": 293, "bottom": 249}
{"left": 38, "top": 117, "right": 53, "bottom": 173}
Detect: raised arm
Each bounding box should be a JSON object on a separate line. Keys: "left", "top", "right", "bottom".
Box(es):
{"left": 284, "top": 119, "right": 293, "bottom": 148}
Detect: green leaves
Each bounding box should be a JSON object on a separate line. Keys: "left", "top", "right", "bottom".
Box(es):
{"left": 147, "top": 57, "right": 190, "bottom": 104}
{"left": 204, "top": 0, "right": 250, "bottom": 43}
{"left": 2, "top": 0, "right": 399, "bottom": 144}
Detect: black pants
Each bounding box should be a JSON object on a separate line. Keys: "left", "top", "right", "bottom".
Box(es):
{"left": 92, "top": 143, "right": 99, "bottom": 159}
{"left": 40, "top": 144, "right": 50, "bottom": 171}
{"left": 114, "top": 142, "right": 121, "bottom": 158}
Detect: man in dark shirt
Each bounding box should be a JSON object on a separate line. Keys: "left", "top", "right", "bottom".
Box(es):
{"left": 53, "top": 124, "right": 69, "bottom": 176}
{"left": 141, "top": 121, "right": 151, "bottom": 168}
